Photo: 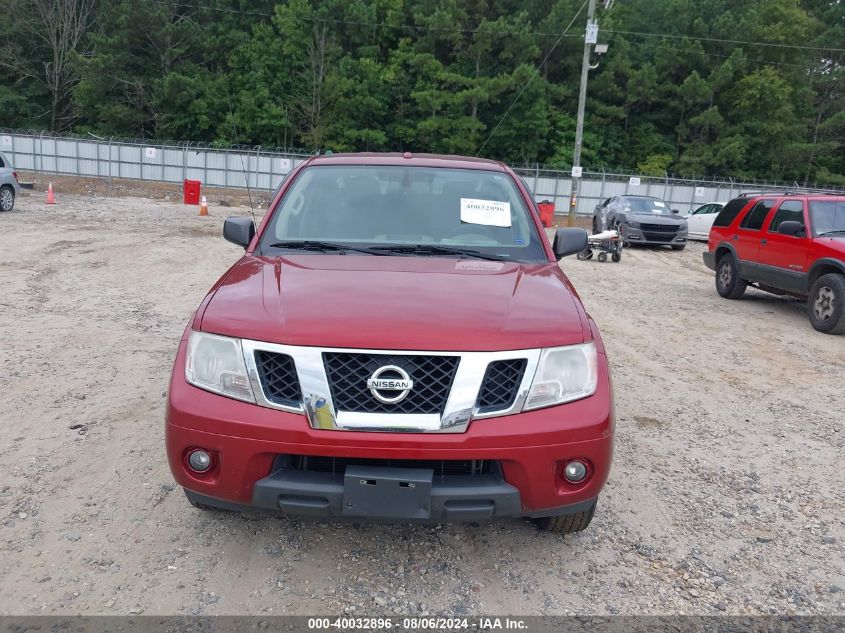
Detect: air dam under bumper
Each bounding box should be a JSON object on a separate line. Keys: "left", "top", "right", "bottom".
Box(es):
{"left": 187, "top": 482, "right": 597, "bottom": 523}
{"left": 185, "top": 462, "right": 600, "bottom": 522}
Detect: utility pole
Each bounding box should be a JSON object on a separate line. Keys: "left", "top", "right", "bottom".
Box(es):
{"left": 567, "top": 0, "right": 597, "bottom": 227}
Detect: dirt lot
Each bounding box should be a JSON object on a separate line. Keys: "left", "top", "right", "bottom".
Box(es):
{"left": 0, "top": 190, "right": 843, "bottom": 616}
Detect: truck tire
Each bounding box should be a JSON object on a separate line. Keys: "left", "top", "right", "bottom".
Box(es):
{"left": 716, "top": 253, "right": 747, "bottom": 299}
{"left": 0, "top": 186, "right": 14, "bottom": 212}
{"left": 533, "top": 498, "right": 597, "bottom": 535}
{"left": 808, "top": 273, "right": 845, "bottom": 335}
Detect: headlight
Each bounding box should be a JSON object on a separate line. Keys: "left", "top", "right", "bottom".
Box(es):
{"left": 524, "top": 342, "right": 598, "bottom": 410}
{"left": 185, "top": 331, "right": 255, "bottom": 402}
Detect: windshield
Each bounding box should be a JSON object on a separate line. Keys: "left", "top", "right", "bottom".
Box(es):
{"left": 624, "top": 197, "right": 672, "bottom": 215}
{"left": 810, "top": 200, "right": 845, "bottom": 236}
{"left": 260, "top": 165, "right": 547, "bottom": 262}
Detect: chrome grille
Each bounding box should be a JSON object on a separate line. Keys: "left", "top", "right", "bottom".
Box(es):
{"left": 323, "top": 353, "right": 459, "bottom": 414}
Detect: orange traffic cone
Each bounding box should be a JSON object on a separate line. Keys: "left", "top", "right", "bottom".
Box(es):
{"left": 198, "top": 195, "right": 208, "bottom": 216}
{"left": 46, "top": 182, "right": 56, "bottom": 205}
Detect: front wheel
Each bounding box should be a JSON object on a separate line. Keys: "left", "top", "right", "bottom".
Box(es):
{"left": 716, "top": 254, "right": 747, "bottom": 299}
{"left": 0, "top": 186, "right": 14, "bottom": 212}
{"left": 808, "top": 273, "right": 845, "bottom": 334}
{"left": 533, "top": 498, "right": 597, "bottom": 535}
{"left": 597, "top": 252, "right": 608, "bottom": 263}
{"left": 611, "top": 252, "right": 621, "bottom": 263}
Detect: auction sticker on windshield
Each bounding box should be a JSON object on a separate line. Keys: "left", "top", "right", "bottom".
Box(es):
{"left": 460, "top": 198, "right": 512, "bottom": 227}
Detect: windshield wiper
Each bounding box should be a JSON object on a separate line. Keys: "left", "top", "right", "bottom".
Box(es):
{"left": 817, "top": 230, "right": 845, "bottom": 236}
{"left": 267, "top": 240, "right": 387, "bottom": 256}
{"left": 368, "top": 244, "right": 511, "bottom": 261}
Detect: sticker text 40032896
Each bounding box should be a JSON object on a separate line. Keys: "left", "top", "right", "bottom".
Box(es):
{"left": 460, "top": 198, "right": 512, "bottom": 227}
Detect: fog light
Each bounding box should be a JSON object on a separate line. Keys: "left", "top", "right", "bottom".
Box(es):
{"left": 188, "top": 449, "right": 212, "bottom": 472}
{"left": 563, "top": 460, "right": 588, "bottom": 483}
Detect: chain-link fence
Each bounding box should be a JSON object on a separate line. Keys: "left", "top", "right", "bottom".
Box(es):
{"left": 0, "top": 130, "right": 311, "bottom": 193}
{"left": 2, "top": 129, "right": 843, "bottom": 216}
{"left": 512, "top": 165, "right": 845, "bottom": 218}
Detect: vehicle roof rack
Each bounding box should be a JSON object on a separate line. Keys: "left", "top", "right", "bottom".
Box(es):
{"left": 737, "top": 190, "right": 839, "bottom": 198}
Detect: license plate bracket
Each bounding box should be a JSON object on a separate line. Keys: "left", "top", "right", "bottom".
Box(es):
{"left": 342, "top": 466, "right": 433, "bottom": 520}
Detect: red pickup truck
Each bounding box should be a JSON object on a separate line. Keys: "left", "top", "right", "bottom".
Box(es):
{"left": 166, "top": 153, "right": 614, "bottom": 534}
{"left": 704, "top": 193, "right": 845, "bottom": 334}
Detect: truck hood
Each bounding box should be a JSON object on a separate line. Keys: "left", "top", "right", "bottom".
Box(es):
{"left": 199, "top": 255, "right": 589, "bottom": 351}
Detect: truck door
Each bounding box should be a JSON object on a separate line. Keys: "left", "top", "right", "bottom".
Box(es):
{"left": 756, "top": 199, "right": 809, "bottom": 294}
{"left": 733, "top": 198, "right": 776, "bottom": 263}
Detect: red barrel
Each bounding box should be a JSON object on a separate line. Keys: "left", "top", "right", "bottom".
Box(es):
{"left": 183, "top": 179, "right": 201, "bottom": 205}
{"left": 537, "top": 201, "right": 555, "bottom": 228}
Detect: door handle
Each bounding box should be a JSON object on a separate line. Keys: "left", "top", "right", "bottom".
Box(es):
{"left": 732, "top": 235, "right": 739, "bottom": 241}
{"left": 761, "top": 238, "right": 768, "bottom": 245}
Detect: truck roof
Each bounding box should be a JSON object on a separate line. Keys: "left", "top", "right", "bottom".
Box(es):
{"left": 306, "top": 152, "right": 508, "bottom": 171}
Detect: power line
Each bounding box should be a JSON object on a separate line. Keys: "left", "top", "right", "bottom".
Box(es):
{"left": 476, "top": 0, "right": 589, "bottom": 156}
{"left": 158, "top": 2, "right": 845, "bottom": 54}
{"left": 603, "top": 29, "right": 845, "bottom": 53}
{"left": 700, "top": 51, "right": 818, "bottom": 70}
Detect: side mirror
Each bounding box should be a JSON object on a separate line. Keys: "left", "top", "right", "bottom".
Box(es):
{"left": 552, "top": 227, "right": 588, "bottom": 260}
{"left": 671, "top": 209, "right": 680, "bottom": 215}
{"left": 778, "top": 220, "right": 805, "bottom": 237}
{"left": 224, "top": 217, "right": 256, "bottom": 248}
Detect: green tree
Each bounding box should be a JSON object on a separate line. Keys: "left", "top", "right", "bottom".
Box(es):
{"left": 0, "top": 0, "right": 840, "bottom": 184}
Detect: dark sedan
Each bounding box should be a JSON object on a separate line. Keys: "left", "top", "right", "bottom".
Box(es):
{"left": 592, "top": 195, "right": 688, "bottom": 250}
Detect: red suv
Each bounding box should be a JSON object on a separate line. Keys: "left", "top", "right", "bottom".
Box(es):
{"left": 704, "top": 194, "right": 845, "bottom": 334}
{"left": 166, "top": 153, "right": 614, "bottom": 534}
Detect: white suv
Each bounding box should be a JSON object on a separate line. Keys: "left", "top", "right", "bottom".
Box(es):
{"left": 0, "top": 151, "right": 21, "bottom": 212}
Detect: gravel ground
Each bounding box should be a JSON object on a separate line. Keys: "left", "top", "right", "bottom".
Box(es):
{"left": 0, "top": 191, "right": 843, "bottom": 616}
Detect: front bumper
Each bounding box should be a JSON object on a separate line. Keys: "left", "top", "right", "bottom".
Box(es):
{"left": 623, "top": 225, "right": 687, "bottom": 246}
{"left": 166, "top": 337, "right": 614, "bottom": 520}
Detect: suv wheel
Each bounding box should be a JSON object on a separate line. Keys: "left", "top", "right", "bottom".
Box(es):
{"left": 716, "top": 253, "right": 747, "bottom": 299}
{"left": 533, "top": 498, "right": 597, "bottom": 535}
{"left": 0, "top": 186, "right": 14, "bottom": 212}
{"left": 808, "top": 273, "right": 845, "bottom": 334}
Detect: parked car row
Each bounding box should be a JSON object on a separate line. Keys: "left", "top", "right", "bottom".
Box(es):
{"left": 589, "top": 191, "right": 844, "bottom": 334}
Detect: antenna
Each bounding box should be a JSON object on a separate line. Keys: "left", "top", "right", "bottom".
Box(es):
{"left": 224, "top": 88, "right": 258, "bottom": 229}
